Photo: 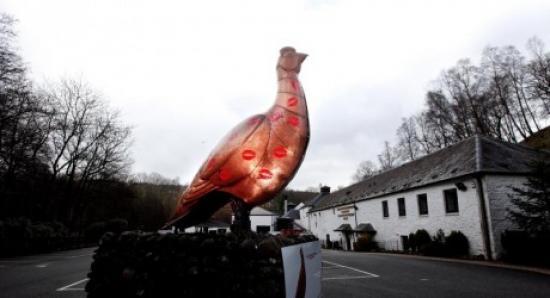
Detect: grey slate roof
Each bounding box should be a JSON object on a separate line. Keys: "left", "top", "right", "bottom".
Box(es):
{"left": 334, "top": 224, "right": 352, "bottom": 231}
{"left": 303, "top": 191, "right": 330, "bottom": 207}
{"left": 250, "top": 206, "right": 278, "bottom": 216}
{"left": 310, "top": 135, "right": 550, "bottom": 212}
{"left": 354, "top": 223, "right": 376, "bottom": 232}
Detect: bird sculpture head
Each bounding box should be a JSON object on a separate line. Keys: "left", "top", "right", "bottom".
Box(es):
{"left": 277, "top": 46, "right": 308, "bottom": 74}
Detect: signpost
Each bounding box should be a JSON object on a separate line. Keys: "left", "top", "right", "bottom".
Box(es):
{"left": 282, "top": 241, "right": 321, "bottom": 298}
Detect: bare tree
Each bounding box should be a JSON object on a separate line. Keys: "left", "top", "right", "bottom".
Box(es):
{"left": 526, "top": 37, "right": 550, "bottom": 114}
{"left": 396, "top": 117, "right": 420, "bottom": 162}
{"left": 352, "top": 160, "right": 378, "bottom": 182}
{"left": 129, "top": 172, "right": 180, "bottom": 186}
{"left": 378, "top": 141, "right": 399, "bottom": 171}
{"left": 40, "top": 78, "right": 132, "bottom": 223}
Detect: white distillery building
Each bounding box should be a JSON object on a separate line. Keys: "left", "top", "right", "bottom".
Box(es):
{"left": 232, "top": 206, "right": 279, "bottom": 234}
{"left": 298, "top": 136, "right": 550, "bottom": 260}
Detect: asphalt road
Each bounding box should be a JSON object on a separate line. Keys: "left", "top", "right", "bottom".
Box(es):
{"left": 0, "top": 247, "right": 95, "bottom": 298}
{"left": 322, "top": 249, "right": 550, "bottom": 298}
{"left": 1, "top": 247, "right": 550, "bottom": 297}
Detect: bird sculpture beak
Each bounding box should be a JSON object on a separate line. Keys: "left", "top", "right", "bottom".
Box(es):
{"left": 298, "top": 53, "right": 308, "bottom": 63}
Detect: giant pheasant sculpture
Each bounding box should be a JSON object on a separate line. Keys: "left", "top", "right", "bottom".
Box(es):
{"left": 164, "top": 47, "right": 309, "bottom": 230}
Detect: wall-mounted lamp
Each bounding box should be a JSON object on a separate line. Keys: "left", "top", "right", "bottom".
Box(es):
{"left": 455, "top": 182, "right": 467, "bottom": 191}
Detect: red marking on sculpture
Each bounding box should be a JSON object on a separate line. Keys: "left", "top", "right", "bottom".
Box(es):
{"left": 291, "top": 80, "right": 299, "bottom": 91}
{"left": 288, "top": 116, "right": 300, "bottom": 126}
{"left": 258, "top": 168, "right": 273, "bottom": 179}
{"left": 206, "top": 158, "right": 216, "bottom": 170}
{"left": 270, "top": 112, "right": 283, "bottom": 121}
{"left": 242, "top": 149, "right": 256, "bottom": 160}
{"left": 287, "top": 97, "right": 298, "bottom": 107}
{"left": 249, "top": 116, "right": 261, "bottom": 125}
{"left": 273, "top": 146, "right": 287, "bottom": 158}
{"left": 219, "top": 168, "right": 232, "bottom": 181}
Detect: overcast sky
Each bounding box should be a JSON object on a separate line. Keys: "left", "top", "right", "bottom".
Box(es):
{"left": 2, "top": 0, "right": 550, "bottom": 190}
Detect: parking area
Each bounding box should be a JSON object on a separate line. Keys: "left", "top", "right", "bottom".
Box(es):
{"left": 2, "top": 247, "right": 550, "bottom": 297}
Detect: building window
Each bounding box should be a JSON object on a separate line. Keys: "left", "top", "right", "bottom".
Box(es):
{"left": 382, "top": 200, "right": 389, "bottom": 218}
{"left": 256, "top": 225, "right": 270, "bottom": 233}
{"left": 444, "top": 188, "right": 459, "bottom": 213}
{"left": 397, "top": 198, "right": 406, "bottom": 217}
{"left": 417, "top": 194, "right": 428, "bottom": 215}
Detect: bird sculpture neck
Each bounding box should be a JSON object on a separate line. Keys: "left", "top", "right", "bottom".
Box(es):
{"left": 272, "top": 69, "right": 307, "bottom": 117}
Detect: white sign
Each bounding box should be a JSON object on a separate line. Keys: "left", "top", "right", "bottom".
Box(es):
{"left": 281, "top": 241, "right": 321, "bottom": 298}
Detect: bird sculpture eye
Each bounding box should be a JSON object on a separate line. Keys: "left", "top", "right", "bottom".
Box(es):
{"left": 270, "top": 112, "right": 283, "bottom": 121}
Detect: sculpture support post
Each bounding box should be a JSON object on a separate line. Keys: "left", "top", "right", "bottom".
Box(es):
{"left": 231, "top": 199, "right": 251, "bottom": 232}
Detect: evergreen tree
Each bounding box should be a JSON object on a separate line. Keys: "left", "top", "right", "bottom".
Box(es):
{"left": 509, "top": 159, "right": 550, "bottom": 235}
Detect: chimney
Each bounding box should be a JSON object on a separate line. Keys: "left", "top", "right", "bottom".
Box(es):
{"left": 320, "top": 186, "right": 331, "bottom": 194}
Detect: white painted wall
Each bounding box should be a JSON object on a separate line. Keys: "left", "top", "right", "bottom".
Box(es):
{"left": 297, "top": 206, "right": 311, "bottom": 230}
{"left": 309, "top": 204, "right": 355, "bottom": 250}
{"left": 309, "top": 178, "right": 489, "bottom": 256}
{"left": 482, "top": 175, "right": 525, "bottom": 259}
{"left": 250, "top": 214, "right": 277, "bottom": 233}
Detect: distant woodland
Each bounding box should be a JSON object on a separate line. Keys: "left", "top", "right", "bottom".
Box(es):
{"left": 0, "top": 13, "right": 179, "bottom": 246}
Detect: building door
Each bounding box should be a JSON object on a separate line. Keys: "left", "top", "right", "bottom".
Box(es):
{"left": 401, "top": 235, "right": 410, "bottom": 251}
{"left": 344, "top": 233, "right": 352, "bottom": 251}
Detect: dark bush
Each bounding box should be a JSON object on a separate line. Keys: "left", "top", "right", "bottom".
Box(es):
{"left": 445, "top": 231, "right": 469, "bottom": 257}
{"left": 86, "top": 231, "right": 318, "bottom": 298}
{"left": 0, "top": 217, "right": 78, "bottom": 256}
{"left": 414, "top": 229, "right": 431, "bottom": 253}
{"left": 501, "top": 230, "right": 550, "bottom": 266}
{"left": 408, "top": 233, "right": 417, "bottom": 252}
{"left": 422, "top": 229, "right": 446, "bottom": 257}
{"left": 85, "top": 218, "right": 129, "bottom": 244}
{"left": 353, "top": 236, "right": 379, "bottom": 252}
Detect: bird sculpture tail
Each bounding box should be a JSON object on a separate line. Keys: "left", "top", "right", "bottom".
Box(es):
{"left": 162, "top": 191, "right": 233, "bottom": 230}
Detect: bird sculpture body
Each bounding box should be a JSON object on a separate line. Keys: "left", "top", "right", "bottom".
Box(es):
{"left": 165, "top": 47, "right": 309, "bottom": 230}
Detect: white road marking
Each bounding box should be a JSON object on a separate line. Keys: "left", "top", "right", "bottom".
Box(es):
{"left": 323, "top": 276, "right": 373, "bottom": 280}
{"left": 322, "top": 260, "right": 380, "bottom": 278}
{"left": 56, "top": 278, "right": 89, "bottom": 292}
{"left": 65, "top": 253, "right": 94, "bottom": 259}
{"left": 35, "top": 263, "right": 49, "bottom": 268}
{"left": 420, "top": 278, "right": 429, "bottom": 281}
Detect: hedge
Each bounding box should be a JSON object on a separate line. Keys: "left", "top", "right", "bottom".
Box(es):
{"left": 86, "top": 231, "right": 318, "bottom": 298}
{"left": 0, "top": 217, "right": 84, "bottom": 256}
